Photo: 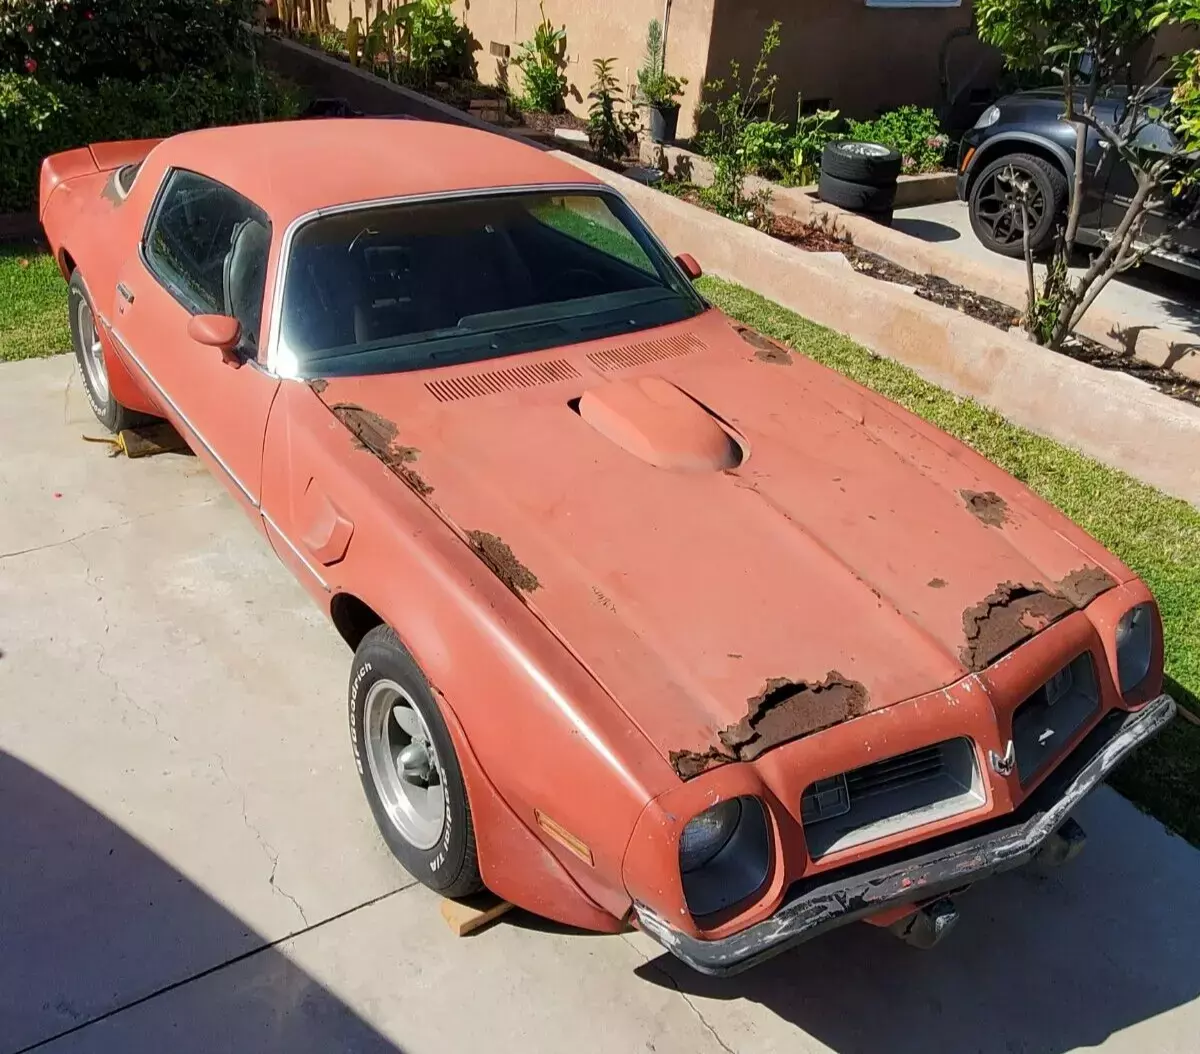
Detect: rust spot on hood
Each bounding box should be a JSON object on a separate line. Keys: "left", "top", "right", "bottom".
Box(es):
{"left": 308, "top": 378, "right": 328, "bottom": 394}
{"left": 466, "top": 530, "right": 540, "bottom": 595}
{"left": 928, "top": 577, "right": 947, "bottom": 589}
{"left": 959, "top": 566, "right": 1117, "bottom": 671}
{"left": 329, "top": 402, "right": 433, "bottom": 496}
{"left": 735, "top": 326, "right": 792, "bottom": 366}
{"left": 669, "top": 672, "right": 870, "bottom": 779}
{"left": 960, "top": 489, "right": 1009, "bottom": 527}
{"left": 1057, "top": 566, "right": 1118, "bottom": 608}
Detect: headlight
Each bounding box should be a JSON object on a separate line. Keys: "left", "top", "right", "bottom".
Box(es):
{"left": 975, "top": 105, "right": 1001, "bottom": 129}
{"left": 1115, "top": 603, "right": 1155, "bottom": 693}
{"left": 679, "top": 796, "right": 770, "bottom": 917}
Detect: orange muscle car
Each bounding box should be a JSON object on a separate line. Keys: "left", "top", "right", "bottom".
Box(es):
{"left": 40, "top": 119, "right": 1175, "bottom": 974}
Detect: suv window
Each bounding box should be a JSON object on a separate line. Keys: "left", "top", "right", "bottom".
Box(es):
{"left": 143, "top": 169, "right": 273, "bottom": 348}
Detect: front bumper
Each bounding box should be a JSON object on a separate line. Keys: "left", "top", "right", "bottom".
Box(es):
{"left": 633, "top": 694, "right": 1175, "bottom": 976}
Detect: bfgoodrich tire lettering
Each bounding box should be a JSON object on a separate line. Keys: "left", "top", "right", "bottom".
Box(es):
{"left": 349, "top": 624, "right": 482, "bottom": 897}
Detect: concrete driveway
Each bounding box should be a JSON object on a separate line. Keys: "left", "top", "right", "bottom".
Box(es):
{"left": 893, "top": 199, "right": 1200, "bottom": 337}
{"left": 3, "top": 353, "right": 1199, "bottom": 1054}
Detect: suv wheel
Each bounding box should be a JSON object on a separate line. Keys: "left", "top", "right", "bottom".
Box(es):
{"left": 969, "top": 153, "right": 1068, "bottom": 257}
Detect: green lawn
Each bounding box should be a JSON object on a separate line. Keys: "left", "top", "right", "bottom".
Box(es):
{"left": 698, "top": 275, "right": 1200, "bottom": 847}
{"left": 0, "top": 244, "right": 70, "bottom": 362}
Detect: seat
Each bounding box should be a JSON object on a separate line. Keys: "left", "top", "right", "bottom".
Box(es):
{"left": 222, "top": 218, "right": 271, "bottom": 348}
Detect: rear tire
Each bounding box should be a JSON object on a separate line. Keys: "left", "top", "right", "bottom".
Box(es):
{"left": 349, "top": 625, "right": 483, "bottom": 898}
{"left": 818, "top": 173, "right": 898, "bottom": 212}
{"left": 68, "top": 271, "right": 145, "bottom": 433}
{"left": 968, "top": 153, "right": 1067, "bottom": 258}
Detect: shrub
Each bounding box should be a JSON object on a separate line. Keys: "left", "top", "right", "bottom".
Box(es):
{"left": 0, "top": 0, "right": 256, "bottom": 84}
{"left": 0, "top": 69, "right": 301, "bottom": 213}
{"left": 847, "top": 105, "right": 949, "bottom": 174}
{"left": 783, "top": 106, "right": 842, "bottom": 185}
{"left": 636, "top": 19, "right": 686, "bottom": 107}
{"left": 587, "top": 57, "right": 638, "bottom": 166}
{"left": 512, "top": 1, "right": 568, "bottom": 112}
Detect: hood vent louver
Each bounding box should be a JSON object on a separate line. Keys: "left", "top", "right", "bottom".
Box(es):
{"left": 587, "top": 334, "right": 706, "bottom": 373}
{"left": 425, "top": 359, "right": 580, "bottom": 402}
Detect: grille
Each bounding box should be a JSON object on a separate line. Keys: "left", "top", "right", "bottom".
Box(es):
{"left": 801, "top": 738, "right": 985, "bottom": 859}
{"left": 586, "top": 334, "right": 706, "bottom": 372}
{"left": 1012, "top": 653, "right": 1100, "bottom": 783}
{"left": 424, "top": 359, "right": 580, "bottom": 402}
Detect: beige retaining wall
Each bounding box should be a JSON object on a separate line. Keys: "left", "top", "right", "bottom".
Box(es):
{"left": 559, "top": 151, "right": 1200, "bottom": 509}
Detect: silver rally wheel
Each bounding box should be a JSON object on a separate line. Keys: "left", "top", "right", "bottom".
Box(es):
{"left": 77, "top": 295, "right": 110, "bottom": 406}
{"left": 363, "top": 678, "right": 447, "bottom": 851}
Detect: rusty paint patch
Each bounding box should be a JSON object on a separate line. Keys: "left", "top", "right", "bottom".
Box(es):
{"left": 1057, "top": 566, "right": 1117, "bottom": 608}
{"left": 928, "top": 577, "right": 947, "bottom": 589}
{"left": 467, "top": 530, "right": 540, "bottom": 595}
{"left": 960, "top": 583, "right": 1074, "bottom": 671}
{"left": 735, "top": 326, "right": 792, "bottom": 366}
{"left": 960, "top": 566, "right": 1120, "bottom": 671}
{"left": 960, "top": 489, "right": 1009, "bottom": 527}
{"left": 669, "top": 672, "right": 870, "bottom": 779}
{"left": 309, "top": 378, "right": 328, "bottom": 394}
{"left": 330, "top": 402, "right": 433, "bottom": 497}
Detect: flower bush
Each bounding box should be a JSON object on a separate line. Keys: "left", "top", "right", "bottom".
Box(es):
{"left": 846, "top": 106, "right": 949, "bottom": 174}
{"left": 1, "top": 0, "right": 256, "bottom": 84}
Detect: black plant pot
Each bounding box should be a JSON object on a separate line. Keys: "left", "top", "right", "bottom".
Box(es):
{"left": 648, "top": 102, "right": 680, "bottom": 144}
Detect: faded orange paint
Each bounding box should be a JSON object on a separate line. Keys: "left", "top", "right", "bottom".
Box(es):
{"left": 39, "top": 119, "right": 1168, "bottom": 956}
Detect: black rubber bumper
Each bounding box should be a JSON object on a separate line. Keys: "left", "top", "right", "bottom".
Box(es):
{"left": 634, "top": 695, "right": 1176, "bottom": 977}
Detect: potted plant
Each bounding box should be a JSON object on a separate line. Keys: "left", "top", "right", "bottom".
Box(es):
{"left": 637, "top": 19, "right": 688, "bottom": 143}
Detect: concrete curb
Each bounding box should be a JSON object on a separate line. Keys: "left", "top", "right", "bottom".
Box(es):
{"left": 638, "top": 141, "right": 1200, "bottom": 384}
{"left": 558, "top": 151, "right": 1200, "bottom": 508}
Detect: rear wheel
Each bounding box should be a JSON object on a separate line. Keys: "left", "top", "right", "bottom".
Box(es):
{"left": 68, "top": 271, "right": 144, "bottom": 433}
{"left": 968, "top": 153, "right": 1068, "bottom": 258}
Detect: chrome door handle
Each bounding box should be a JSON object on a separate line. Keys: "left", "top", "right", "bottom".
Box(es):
{"left": 117, "top": 283, "right": 135, "bottom": 304}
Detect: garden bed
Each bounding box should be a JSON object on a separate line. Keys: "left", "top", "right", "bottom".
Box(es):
{"left": 662, "top": 180, "right": 1200, "bottom": 410}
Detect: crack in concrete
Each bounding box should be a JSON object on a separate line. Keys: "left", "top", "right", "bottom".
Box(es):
{"left": 620, "top": 933, "right": 737, "bottom": 1054}
{"left": 210, "top": 752, "right": 309, "bottom": 928}
{"left": 0, "top": 498, "right": 216, "bottom": 563}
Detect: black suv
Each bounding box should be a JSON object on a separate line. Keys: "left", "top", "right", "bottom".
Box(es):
{"left": 956, "top": 89, "right": 1200, "bottom": 278}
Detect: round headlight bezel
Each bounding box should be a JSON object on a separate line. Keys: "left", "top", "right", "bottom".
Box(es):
{"left": 1115, "top": 602, "right": 1155, "bottom": 694}
{"left": 678, "top": 796, "right": 771, "bottom": 918}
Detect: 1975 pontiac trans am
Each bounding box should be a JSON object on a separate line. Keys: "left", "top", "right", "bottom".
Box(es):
{"left": 40, "top": 119, "right": 1175, "bottom": 975}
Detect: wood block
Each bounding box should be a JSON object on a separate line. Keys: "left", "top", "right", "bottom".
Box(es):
{"left": 440, "top": 893, "right": 514, "bottom": 937}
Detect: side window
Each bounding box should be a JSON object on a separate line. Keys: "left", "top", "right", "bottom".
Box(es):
{"left": 143, "top": 169, "right": 273, "bottom": 348}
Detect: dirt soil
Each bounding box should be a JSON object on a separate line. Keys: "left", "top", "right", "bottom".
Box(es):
{"left": 752, "top": 209, "right": 1200, "bottom": 409}
{"left": 517, "top": 108, "right": 588, "bottom": 135}
{"left": 669, "top": 672, "right": 869, "bottom": 779}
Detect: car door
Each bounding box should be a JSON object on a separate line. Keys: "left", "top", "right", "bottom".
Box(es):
{"left": 1098, "top": 118, "right": 1200, "bottom": 258}
{"left": 110, "top": 168, "right": 279, "bottom": 518}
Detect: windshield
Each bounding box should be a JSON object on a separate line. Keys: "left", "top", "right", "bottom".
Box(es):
{"left": 276, "top": 188, "right": 705, "bottom": 378}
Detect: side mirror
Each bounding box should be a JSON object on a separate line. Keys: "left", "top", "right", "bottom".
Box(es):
{"left": 188, "top": 314, "right": 244, "bottom": 368}
{"left": 675, "top": 253, "right": 703, "bottom": 281}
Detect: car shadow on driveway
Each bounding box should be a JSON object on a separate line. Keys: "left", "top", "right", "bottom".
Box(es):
{"left": 0, "top": 749, "right": 403, "bottom": 1054}
{"left": 890, "top": 217, "right": 962, "bottom": 243}
{"left": 634, "top": 788, "right": 1200, "bottom": 1054}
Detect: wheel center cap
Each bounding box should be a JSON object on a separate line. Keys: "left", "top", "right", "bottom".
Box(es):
{"left": 396, "top": 741, "right": 433, "bottom": 784}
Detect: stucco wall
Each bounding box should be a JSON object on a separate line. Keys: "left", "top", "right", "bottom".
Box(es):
{"left": 704, "top": 0, "right": 998, "bottom": 124}
{"left": 448, "top": 0, "right": 717, "bottom": 137}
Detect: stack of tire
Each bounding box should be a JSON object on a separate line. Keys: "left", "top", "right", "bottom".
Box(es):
{"left": 818, "top": 141, "right": 903, "bottom": 226}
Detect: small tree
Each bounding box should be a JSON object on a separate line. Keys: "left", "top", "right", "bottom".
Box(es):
{"left": 587, "top": 58, "right": 638, "bottom": 166}
{"left": 976, "top": 0, "right": 1200, "bottom": 349}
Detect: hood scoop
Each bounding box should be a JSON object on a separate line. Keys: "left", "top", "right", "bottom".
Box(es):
{"left": 576, "top": 377, "right": 744, "bottom": 472}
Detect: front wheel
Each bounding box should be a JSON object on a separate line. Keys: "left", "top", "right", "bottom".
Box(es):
{"left": 968, "top": 153, "right": 1068, "bottom": 258}
{"left": 349, "top": 625, "right": 483, "bottom": 897}
{"left": 67, "top": 270, "right": 144, "bottom": 433}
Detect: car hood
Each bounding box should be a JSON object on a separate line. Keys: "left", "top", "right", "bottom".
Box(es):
{"left": 315, "top": 310, "right": 1129, "bottom": 768}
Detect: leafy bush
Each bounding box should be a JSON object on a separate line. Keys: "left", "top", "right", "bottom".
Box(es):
{"left": 512, "top": 1, "right": 568, "bottom": 112}
{"left": 739, "top": 118, "right": 789, "bottom": 179}
{"left": 636, "top": 19, "right": 686, "bottom": 107}
{"left": 587, "top": 57, "right": 638, "bottom": 166}
{"left": 0, "top": 69, "right": 301, "bottom": 212}
{"left": 1, "top": 0, "right": 256, "bottom": 83}
{"left": 783, "top": 107, "right": 842, "bottom": 185}
{"left": 696, "top": 21, "right": 782, "bottom": 219}
{"left": 847, "top": 105, "right": 949, "bottom": 174}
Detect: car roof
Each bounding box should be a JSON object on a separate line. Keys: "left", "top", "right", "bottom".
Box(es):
{"left": 152, "top": 118, "right": 602, "bottom": 226}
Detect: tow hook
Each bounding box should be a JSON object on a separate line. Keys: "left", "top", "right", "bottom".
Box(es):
{"left": 1031, "top": 817, "right": 1088, "bottom": 871}
{"left": 889, "top": 897, "right": 960, "bottom": 949}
